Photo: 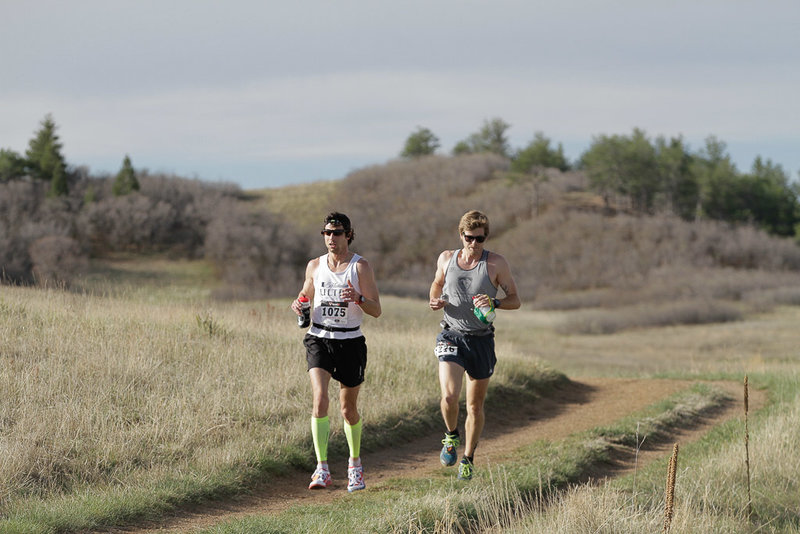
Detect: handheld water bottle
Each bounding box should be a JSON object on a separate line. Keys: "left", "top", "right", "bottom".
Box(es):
{"left": 297, "top": 296, "right": 311, "bottom": 328}
{"left": 472, "top": 295, "right": 496, "bottom": 324}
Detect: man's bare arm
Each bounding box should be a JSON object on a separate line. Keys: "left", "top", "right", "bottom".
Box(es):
{"left": 291, "top": 258, "right": 318, "bottom": 315}
{"left": 493, "top": 254, "right": 521, "bottom": 310}
{"left": 429, "top": 250, "right": 451, "bottom": 310}
{"left": 353, "top": 259, "right": 381, "bottom": 318}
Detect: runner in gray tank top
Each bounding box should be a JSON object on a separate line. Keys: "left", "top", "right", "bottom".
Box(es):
{"left": 429, "top": 210, "right": 521, "bottom": 481}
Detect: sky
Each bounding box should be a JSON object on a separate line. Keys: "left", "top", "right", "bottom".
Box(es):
{"left": 1, "top": 0, "right": 798, "bottom": 190}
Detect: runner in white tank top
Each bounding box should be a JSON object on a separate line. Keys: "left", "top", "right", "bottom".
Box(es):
{"left": 291, "top": 212, "right": 381, "bottom": 493}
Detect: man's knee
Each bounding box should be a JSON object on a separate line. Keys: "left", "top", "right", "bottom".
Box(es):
{"left": 441, "top": 391, "right": 460, "bottom": 407}
{"left": 466, "top": 399, "right": 485, "bottom": 417}
{"left": 340, "top": 405, "right": 359, "bottom": 425}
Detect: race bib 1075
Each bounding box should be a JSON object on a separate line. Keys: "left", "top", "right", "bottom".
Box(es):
{"left": 320, "top": 301, "right": 348, "bottom": 325}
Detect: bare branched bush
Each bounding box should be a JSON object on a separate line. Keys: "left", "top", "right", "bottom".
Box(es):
{"left": 77, "top": 174, "right": 240, "bottom": 257}
{"left": 204, "top": 206, "right": 313, "bottom": 298}
{"left": 0, "top": 181, "right": 81, "bottom": 283}
{"left": 2, "top": 173, "right": 244, "bottom": 285}
{"left": 79, "top": 193, "right": 178, "bottom": 252}
{"left": 496, "top": 208, "right": 800, "bottom": 302}
{"left": 29, "top": 235, "right": 87, "bottom": 287}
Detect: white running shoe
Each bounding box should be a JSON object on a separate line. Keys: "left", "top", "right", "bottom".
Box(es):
{"left": 347, "top": 464, "right": 365, "bottom": 492}
{"left": 308, "top": 466, "right": 331, "bottom": 489}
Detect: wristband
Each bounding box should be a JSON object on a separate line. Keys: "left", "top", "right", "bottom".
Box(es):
{"left": 492, "top": 298, "right": 501, "bottom": 309}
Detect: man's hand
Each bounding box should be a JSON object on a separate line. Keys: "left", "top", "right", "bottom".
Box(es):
{"left": 429, "top": 296, "right": 447, "bottom": 310}
{"left": 290, "top": 298, "right": 304, "bottom": 316}
{"left": 343, "top": 280, "right": 361, "bottom": 303}
{"left": 471, "top": 293, "right": 492, "bottom": 309}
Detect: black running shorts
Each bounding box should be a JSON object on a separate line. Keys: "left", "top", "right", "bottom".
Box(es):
{"left": 304, "top": 334, "right": 367, "bottom": 388}
{"left": 435, "top": 328, "right": 496, "bottom": 379}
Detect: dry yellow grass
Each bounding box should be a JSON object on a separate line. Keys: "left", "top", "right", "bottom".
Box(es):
{"left": 0, "top": 286, "right": 550, "bottom": 510}
{"left": 3, "top": 269, "right": 800, "bottom": 532}
{"left": 501, "top": 305, "right": 800, "bottom": 377}
{"left": 245, "top": 180, "right": 338, "bottom": 233}
{"left": 1, "top": 289, "right": 311, "bottom": 496}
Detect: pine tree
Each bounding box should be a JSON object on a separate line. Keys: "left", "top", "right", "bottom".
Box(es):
{"left": 112, "top": 155, "right": 140, "bottom": 196}
{"left": 26, "top": 114, "right": 67, "bottom": 188}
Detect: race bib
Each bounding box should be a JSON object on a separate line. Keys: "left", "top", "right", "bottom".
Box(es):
{"left": 434, "top": 341, "right": 458, "bottom": 358}
{"left": 320, "top": 301, "right": 349, "bottom": 325}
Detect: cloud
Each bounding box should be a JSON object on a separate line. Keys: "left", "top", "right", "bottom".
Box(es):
{"left": 2, "top": 0, "right": 798, "bottom": 187}
{"left": 3, "top": 64, "right": 797, "bottom": 168}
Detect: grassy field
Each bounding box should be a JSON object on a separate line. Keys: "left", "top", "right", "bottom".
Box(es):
{"left": 1, "top": 257, "right": 799, "bottom": 532}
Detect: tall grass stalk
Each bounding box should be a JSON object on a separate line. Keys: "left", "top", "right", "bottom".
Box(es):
{"left": 663, "top": 442, "right": 679, "bottom": 533}
{"left": 631, "top": 421, "right": 646, "bottom": 510}
{"left": 744, "top": 374, "right": 752, "bottom": 522}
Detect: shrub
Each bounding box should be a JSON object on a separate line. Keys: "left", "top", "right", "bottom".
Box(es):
{"left": 204, "top": 207, "right": 313, "bottom": 299}
{"left": 77, "top": 174, "right": 241, "bottom": 257}
{"left": 29, "top": 235, "right": 87, "bottom": 287}
{"left": 496, "top": 209, "right": 800, "bottom": 300}
{"left": 0, "top": 181, "right": 81, "bottom": 284}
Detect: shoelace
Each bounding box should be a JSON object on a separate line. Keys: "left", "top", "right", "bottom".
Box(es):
{"left": 460, "top": 462, "right": 473, "bottom": 477}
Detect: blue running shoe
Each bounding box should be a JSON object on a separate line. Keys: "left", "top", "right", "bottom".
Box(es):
{"left": 440, "top": 434, "right": 460, "bottom": 466}
{"left": 458, "top": 458, "right": 474, "bottom": 480}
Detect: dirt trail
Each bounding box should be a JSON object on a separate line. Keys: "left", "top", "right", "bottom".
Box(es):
{"left": 106, "top": 378, "right": 764, "bottom": 533}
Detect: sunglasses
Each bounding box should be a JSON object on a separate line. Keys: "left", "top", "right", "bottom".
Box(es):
{"left": 321, "top": 229, "right": 346, "bottom": 236}
{"left": 462, "top": 233, "right": 486, "bottom": 243}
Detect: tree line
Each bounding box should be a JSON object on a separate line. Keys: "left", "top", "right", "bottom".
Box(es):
{"left": 1, "top": 115, "right": 257, "bottom": 288}
{"left": 1, "top": 115, "right": 144, "bottom": 199}
{"left": 2, "top": 114, "right": 799, "bottom": 298}
{"left": 402, "top": 119, "right": 799, "bottom": 237}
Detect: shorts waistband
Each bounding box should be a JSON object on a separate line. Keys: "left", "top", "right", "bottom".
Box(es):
{"left": 440, "top": 321, "right": 494, "bottom": 336}
{"left": 312, "top": 322, "right": 361, "bottom": 333}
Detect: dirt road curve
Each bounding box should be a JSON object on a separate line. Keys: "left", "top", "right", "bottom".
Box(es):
{"left": 106, "top": 378, "right": 763, "bottom": 533}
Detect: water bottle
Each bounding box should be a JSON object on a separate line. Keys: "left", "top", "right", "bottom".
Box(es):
{"left": 297, "top": 296, "right": 311, "bottom": 328}
{"left": 472, "top": 295, "right": 496, "bottom": 324}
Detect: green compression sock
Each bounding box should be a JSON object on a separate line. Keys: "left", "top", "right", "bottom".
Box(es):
{"left": 311, "top": 416, "right": 330, "bottom": 463}
{"left": 344, "top": 418, "right": 362, "bottom": 459}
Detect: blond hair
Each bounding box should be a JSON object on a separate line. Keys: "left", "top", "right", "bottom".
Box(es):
{"left": 458, "top": 210, "right": 490, "bottom": 237}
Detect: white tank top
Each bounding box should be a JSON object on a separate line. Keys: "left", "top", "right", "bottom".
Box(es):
{"left": 308, "top": 253, "right": 363, "bottom": 339}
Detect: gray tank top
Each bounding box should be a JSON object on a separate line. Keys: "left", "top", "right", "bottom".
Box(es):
{"left": 442, "top": 249, "right": 498, "bottom": 334}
